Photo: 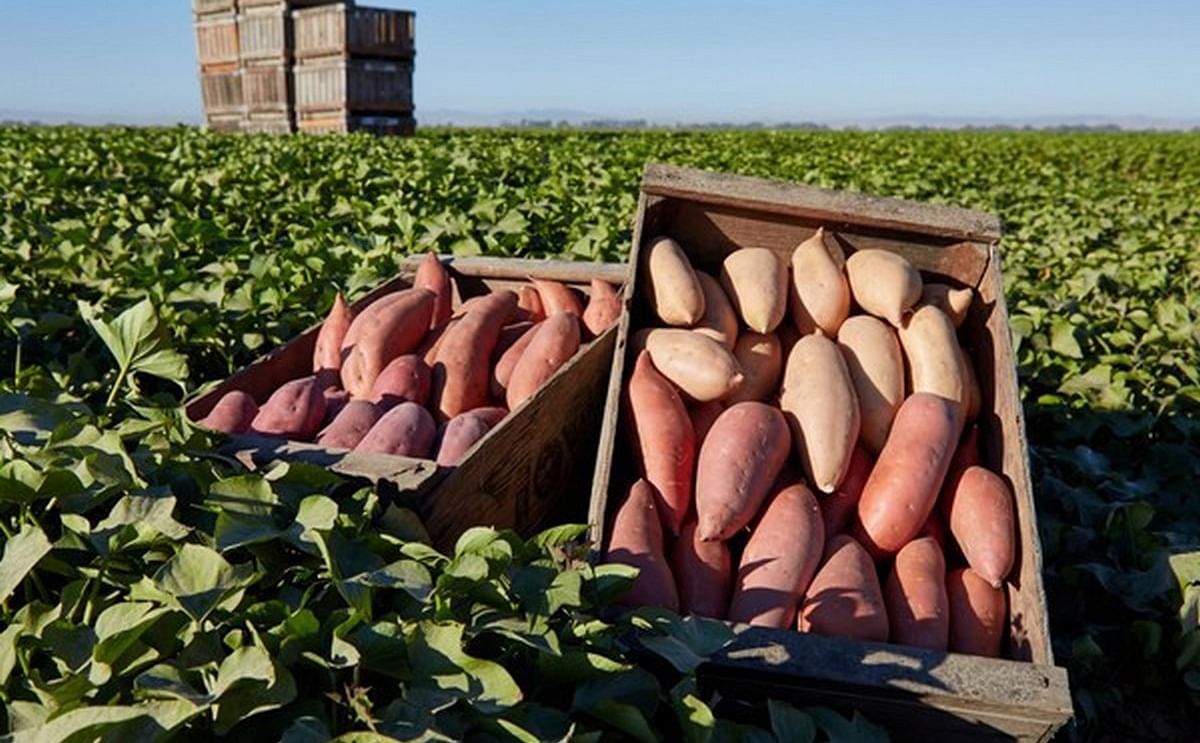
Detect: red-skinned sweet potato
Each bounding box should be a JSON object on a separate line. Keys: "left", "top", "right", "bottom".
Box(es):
{"left": 626, "top": 351, "right": 694, "bottom": 537}
{"left": 688, "top": 400, "right": 725, "bottom": 448}
{"left": 606, "top": 479, "right": 679, "bottom": 611}
{"left": 945, "top": 466, "right": 1016, "bottom": 588}
{"left": 490, "top": 321, "right": 540, "bottom": 398}
{"left": 199, "top": 390, "right": 258, "bottom": 435}
{"left": 582, "top": 279, "right": 621, "bottom": 338}
{"left": 798, "top": 535, "right": 889, "bottom": 642}
{"left": 313, "top": 292, "right": 353, "bottom": 377}
{"left": 251, "top": 376, "right": 327, "bottom": 441}
{"left": 468, "top": 406, "right": 508, "bottom": 428}
{"left": 322, "top": 388, "right": 350, "bottom": 424}
{"left": 340, "top": 288, "right": 435, "bottom": 397}
{"left": 532, "top": 278, "right": 583, "bottom": 317}
{"left": 414, "top": 253, "right": 452, "bottom": 328}
{"left": 316, "top": 400, "right": 382, "bottom": 450}
{"left": 431, "top": 290, "right": 518, "bottom": 420}
{"left": 672, "top": 520, "right": 732, "bottom": 619}
{"left": 436, "top": 411, "right": 493, "bottom": 466}
{"left": 355, "top": 401, "right": 437, "bottom": 458}
{"left": 884, "top": 536, "right": 949, "bottom": 650}
{"left": 819, "top": 445, "right": 873, "bottom": 539}
{"left": 517, "top": 286, "right": 545, "bottom": 322}
{"left": 506, "top": 312, "right": 581, "bottom": 410}
{"left": 368, "top": 354, "right": 431, "bottom": 409}
{"left": 947, "top": 567, "right": 1006, "bottom": 657}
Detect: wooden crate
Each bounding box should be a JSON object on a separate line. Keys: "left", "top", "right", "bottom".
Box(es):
{"left": 294, "top": 57, "right": 413, "bottom": 114}
{"left": 195, "top": 13, "right": 240, "bottom": 67}
{"left": 293, "top": 3, "right": 415, "bottom": 61}
{"left": 243, "top": 60, "right": 292, "bottom": 113}
{"left": 187, "top": 256, "right": 628, "bottom": 551}
{"left": 243, "top": 112, "right": 294, "bottom": 134}
{"left": 193, "top": 0, "right": 236, "bottom": 16}
{"left": 237, "top": 2, "right": 292, "bottom": 63}
{"left": 586, "top": 164, "right": 1073, "bottom": 741}
{"left": 205, "top": 112, "right": 244, "bottom": 133}
{"left": 297, "top": 111, "right": 415, "bottom": 136}
{"left": 199, "top": 64, "right": 245, "bottom": 116}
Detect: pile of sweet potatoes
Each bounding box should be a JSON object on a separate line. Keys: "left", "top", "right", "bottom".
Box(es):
{"left": 197, "top": 255, "right": 621, "bottom": 466}
{"left": 606, "top": 232, "right": 1016, "bottom": 658}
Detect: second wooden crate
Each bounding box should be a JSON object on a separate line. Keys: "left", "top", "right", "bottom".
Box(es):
{"left": 293, "top": 57, "right": 413, "bottom": 114}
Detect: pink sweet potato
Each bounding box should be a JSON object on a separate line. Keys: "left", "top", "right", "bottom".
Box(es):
{"left": 414, "top": 253, "right": 453, "bottom": 328}
{"left": 625, "top": 351, "right": 694, "bottom": 537}
{"left": 582, "top": 279, "right": 621, "bottom": 338}
{"left": 316, "top": 400, "right": 382, "bottom": 450}
{"left": 606, "top": 479, "right": 679, "bottom": 611}
{"left": 728, "top": 482, "right": 824, "bottom": 628}
{"left": 506, "top": 313, "right": 581, "bottom": 410}
{"left": 368, "top": 354, "right": 431, "bottom": 409}
{"left": 490, "top": 321, "right": 538, "bottom": 398}
{"left": 322, "top": 388, "right": 350, "bottom": 424}
{"left": 251, "top": 376, "right": 327, "bottom": 441}
{"left": 431, "top": 290, "right": 518, "bottom": 420}
{"left": 695, "top": 402, "right": 791, "bottom": 542}
{"left": 468, "top": 406, "right": 508, "bottom": 428}
{"left": 945, "top": 466, "right": 1016, "bottom": 588}
{"left": 436, "top": 411, "right": 493, "bottom": 466}
{"left": 532, "top": 278, "right": 584, "bottom": 317}
{"left": 355, "top": 401, "right": 437, "bottom": 458}
{"left": 884, "top": 536, "right": 949, "bottom": 650}
{"left": 672, "top": 520, "right": 732, "bottom": 619}
{"left": 798, "top": 535, "right": 889, "bottom": 642}
{"left": 340, "top": 288, "right": 435, "bottom": 397}
{"left": 688, "top": 401, "right": 725, "bottom": 448}
{"left": 517, "top": 285, "right": 546, "bottom": 322}
{"left": 947, "top": 567, "right": 1007, "bottom": 657}
{"left": 313, "top": 292, "right": 353, "bottom": 377}
{"left": 199, "top": 390, "right": 258, "bottom": 435}
{"left": 819, "top": 445, "right": 873, "bottom": 539}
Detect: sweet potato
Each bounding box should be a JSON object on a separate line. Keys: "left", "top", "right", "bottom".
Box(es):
{"left": 606, "top": 479, "right": 679, "bottom": 611}
{"left": 819, "top": 445, "right": 873, "bottom": 539}
{"left": 899, "top": 305, "right": 965, "bottom": 411}
{"left": 506, "top": 312, "right": 581, "bottom": 410}
{"left": 313, "top": 292, "right": 353, "bottom": 377}
{"left": 799, "top": 535, "right": 889, "bottom": 642}
{"left": 340, "top": 288, "right": 436, "bottom": 397}
{"left": 790, "top": 228, "right": 850, "bottom": 336}
{"left": 644, "top": 236, "right": 705, "bottom": 326}
{"left": 672, "top": 520, "right": 732, "bottom": 619}
{"left": 582, "top": 279, "right": 621, "bottom": 338}
{"left": 688, "top": 400, "right": 725, "bottom": 447}
{"left": 837, "top": 315, "right": 904, "bottom": 454}
{"left": 960, "top": 346, "right": 981, "bottom": 422}
{"left": 368, "top": 354, "right": 431, "bottom": 409}
{"left": 468, "top": 406, "right": 509, "bottom": 428}
{"left": 727, "top": 332, "right": 782, "bottom": 404}
{"left": 199, "top": 390, "right": 258, "bottom": 435}
{"left": 322, "top": 387, "right": 350, "bottom": 424}
{"left": 947, "top": 567, "right": 1006, "bottom": 657}
{"left": 251, "top": 376, "right": 327, "bottom": 441}
{"left": 418, "top": 318, "right": 455, "bottom": 366}
{"left": 845, "top": 249, "right": 923, "bottom": 327}
{"left": 432, "top": 290, "right": 518, "bottom": 419}
{"left": 940, "top": 425, "right": 981, "bottom": 507}
{"left": 517, "top": 286, "right": 545, "bottom": 322}
{"left": 644, "top": 328, "right": 744, "bottom": 402}
{"left": 695, "top": 402, "right": 791, "bottom": 541}
{"left": 496, "top": 321, "right": 535, "bottom": 359}
{"left": 532, "top": 278, "right": 583, "bottom": 317}
{"left": 729, "top": 482, "right": 824, "bottom": 628}
{"left": 945, "top": 466, "right": 1016, "bottom": 588}
{"left": 884, "top": 536, "right": 949, "bottom": 650}
{"left": 855, "top": 393, "right": 959, "bottom": 557}
{"left": 693, "top": 272, "right": 739, "bottom": 350}
{"left": 355, "top": 401, "right": 437, "bottom": 458}
{"left": 921, "top": 283, "right": 974, "bottom": 328}
{"left": 436, "top": 411, "right": 493, "bottom": 466}
{"left": 414, "top": 253, "right": 452, "bottom": 328}
{"left": 491, "top": 320, "right": 540, "bottom": 398}
{"left": 626, "top": 351, "right": 694, "bottom": 536}
{"left": 720, "top": 248, "right": 788, "bottom": 333}
{"left": 316, "top": 400, "right": 382, "bottom": 450}
{"left": 779, "top": 334, "right": 860, "bottom": 493}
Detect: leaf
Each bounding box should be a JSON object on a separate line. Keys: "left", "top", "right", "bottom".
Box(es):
{"left": 0, "top": 523, "right": 53, "bottom": 603}
{"left": 1050, "top": 318, "right": 1083, "bottom": 358}
{"left": 79, "top": 297, "right": 189, "bottom": 388}
{"left": 214, "top": 657, "right": 297, "bottom": 735}
{"left": 768, "top": 699, "right": 815, "bottom": 743}
{"left": 153, "top": 544, "right": 255, "bottom": 622}
{"left": 407, "top": 621, "right": 523, "bottom": 714}
{"left": 351, "top": 559, "right": 434, "bottom": 602}
{"left": 805, "top": 707, "right": 889, "bottom": 743}
{"left": 671, "top": 677, "right": 716, "bottom": 743}
{"left": 281, "top": 717, "right": 333, "bottom": 743}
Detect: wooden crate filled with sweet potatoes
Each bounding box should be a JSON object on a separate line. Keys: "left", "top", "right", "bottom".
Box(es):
{"left": 588, "top": 164, "right": 1072, "bottom": 741}
{"left": 187, "top": 255, "right": 626, "bottom": 550}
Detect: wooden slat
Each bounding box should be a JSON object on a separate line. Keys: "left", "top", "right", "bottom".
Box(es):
{"left": 643, "top": 163, "right": 1003, "bottom": 244}
{"left": 398, "top": 255, "right": 629, "bottom": 284}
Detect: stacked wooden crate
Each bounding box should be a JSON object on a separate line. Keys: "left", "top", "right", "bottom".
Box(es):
{"left": 237, "top": 0, "right": 299, "bottom": 133}
{"left": 292, "top": 3, "right": 416, "bottom": 134}
{"left": 193, "top": 0, "right": 244, "bottom": 132}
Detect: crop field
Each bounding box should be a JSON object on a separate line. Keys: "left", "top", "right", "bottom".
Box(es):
{"left": 0, "top": 126, "right": 1198, "bottom": 741}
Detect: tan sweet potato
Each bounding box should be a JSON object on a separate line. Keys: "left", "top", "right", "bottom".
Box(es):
{"left": 491, "top": 320, "right": 540, "bottom": 398}
{"left": 799, "top": 535, "right": 889, "bottom": 642}
{"left": 945, "top": 466, "right": 1016, "bottom": 588}
{"left": 819, "top": 445, "right": 873, "bottom": 539}
{"left": 947, "top": 567, "right": 1006, "bottom": 657}
{"left": 582, "top": 279, "right": 621, "bottom": 338}
{"left": 688, "top": 400, "right": 725, "bottom": 447}
{"left": 506, "top": 312, "right": 581, "bottom": 410}
{"left": 414, "top": 253, "right": 453, "bottom": 328}
{"left": 199, "top": 390, "right": 258, "bottom": 435}
{"left": 845, "top": 249, "right": 923, "bottom": 327}
{"left": 644, "top": 236, "right": 705, "bottom": 326}
{"left": 626, "top": 351, "right": 694, "bottom": 536}
{"left": 532, "top": 278, "right": 583, "bottom": 317}
{"left": 340, "top": 288, "right": 435, "bottom": 397}
{"left": 855, "top": 393, "right": 959, "bottom": 557}
{"left": 884, "top": 536, "right": 949, "bottom": 650}
{"left": 672, "top": 520, "right": 732, "bottom": 619}
{"left": 899, "top": 305, "right": 965, "bottom": 411}
{"left": 729, "top": 482, "right": 824, "bottom": 628}
{"left": 790, "top": 228, "right": 850, "bottom": 336}
{"left": 779, "top": 334, "right": 860, "bottom": 493}
{"left": 432, "top": 290, "right": 518, "bottom": 419}
{"left": 606, "top": 479, "right": 679, "bottom": 611}
{"left": 726, "top": 332, "right": 782, "bottom": 404}
{"left": 251, "top": 376, "right": 327, "bottom": 441}
{"left": 517, "top": 285, "right": 545, "bottom": 322}
{"left": 721, "top": 248, "right": 788, "bottom": 333}
{"left": 355, "top": 401, "right": 437, "bottom": 458}
{"left": 436, "top": 411, "right": 493, "bottom": 466}
{"left": 693, "top": 272, "right": 739, "bottom": 350}
{"left": 316, "top": 400, "right": 382, "bottom": 451}
{"left": 695, "top": 402, "right": 791, "bottom": 541}
{"left": 921, "top": 283, "right": 974, "bottom": 328}
{"left": 313, "top": 292, "right": 353, "bottom": 377}
{"left": 643, "top": 328, "right": 744, "bottom": 402}
{"left": 368, "top": 354, "right": 431, "bottom": 409}
{"left": 837, "top": 315, "right": 904, "bottom": 454}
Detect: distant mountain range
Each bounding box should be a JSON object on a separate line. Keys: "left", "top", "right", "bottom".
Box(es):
{"left": 3, "top": 107, "right": 1198, "bottom": 131}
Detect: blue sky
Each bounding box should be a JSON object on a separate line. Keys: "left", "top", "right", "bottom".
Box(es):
{"left": 1, "top": 0, "right": 1198, "bottom": 125}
